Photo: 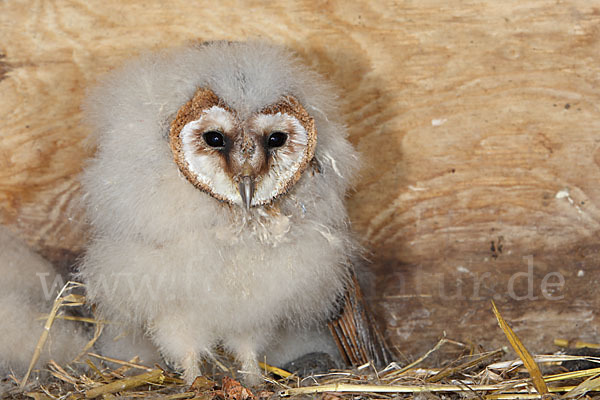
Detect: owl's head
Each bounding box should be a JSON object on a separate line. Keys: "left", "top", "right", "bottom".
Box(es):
{"left": 169, "top": 86, "right": 316, "bottom": 209}
{"left": 83, "top": 41, "right": 358, "bottom": 239}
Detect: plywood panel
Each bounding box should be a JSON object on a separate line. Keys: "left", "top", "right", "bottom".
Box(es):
{"left": 1, "top": 0, "right": 599, "bottom": 356}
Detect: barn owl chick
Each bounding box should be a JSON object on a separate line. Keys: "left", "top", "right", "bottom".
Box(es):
{"left": 79, "top": 41, "right": 361, "bottom": 384}
{"left": 0, "top": 226, "right": 89, "bottom": 381}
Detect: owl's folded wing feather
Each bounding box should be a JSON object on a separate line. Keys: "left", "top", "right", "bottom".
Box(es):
{"left": 328, "top": 268, "right": 393, "bottom": 368}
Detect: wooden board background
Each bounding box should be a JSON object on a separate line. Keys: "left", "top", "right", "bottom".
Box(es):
{"left": 1, "top": 0, "right": 600, "bottom": 359}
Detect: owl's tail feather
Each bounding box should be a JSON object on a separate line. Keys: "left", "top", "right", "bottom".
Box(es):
{"left": 328, "top": 269, "right": 394, "bottom": 368}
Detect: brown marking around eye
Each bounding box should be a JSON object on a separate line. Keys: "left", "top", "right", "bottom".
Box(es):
{"left": 190, "top": 131, "right": 233, "bottom": 184}
{"left": 262, "top": 119, "right": 299, "bottom": 172}
{"left": 190, "top": 125, "right": 231, "bottom": 157}
{"left": 259, "top": 96, "right": 317, "bottom": 199}
{"left": 169, "top": 87, "right": 236, "bottom": 203}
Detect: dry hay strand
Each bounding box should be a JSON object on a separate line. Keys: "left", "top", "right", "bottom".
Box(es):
{"left": 3, "top": 284, "right": 600, "bottom": 399}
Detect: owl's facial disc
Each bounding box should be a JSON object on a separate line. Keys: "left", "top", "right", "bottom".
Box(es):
{"left": 169, "top": 88, "right": 317, "bottom": 208}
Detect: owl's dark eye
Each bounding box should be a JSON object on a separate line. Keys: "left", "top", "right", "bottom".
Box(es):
{"left": 267, "top": 131, "right": 288, "bottom": 148}
{"left": 203, "top": 131, "right": 226, "bottom": 148}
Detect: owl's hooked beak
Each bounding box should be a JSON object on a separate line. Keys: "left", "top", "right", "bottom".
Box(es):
{"left": 238, "top": 176, "right": 254, "bottom": 209}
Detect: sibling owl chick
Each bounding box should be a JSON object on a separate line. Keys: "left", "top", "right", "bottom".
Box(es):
{"left": 0, "top": 226, "right": 89, "bottom": 381}
{"left": 79, "top": 41, "right": 361, "bottom": 384}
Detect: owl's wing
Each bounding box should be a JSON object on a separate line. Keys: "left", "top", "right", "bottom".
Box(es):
{"left": 328, "top": 269, "right": 393, "bottom": 368}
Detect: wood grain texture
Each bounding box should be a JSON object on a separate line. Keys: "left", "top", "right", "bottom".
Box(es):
{"left": 1, "top": 0, "right": 600, "bottom": 357}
